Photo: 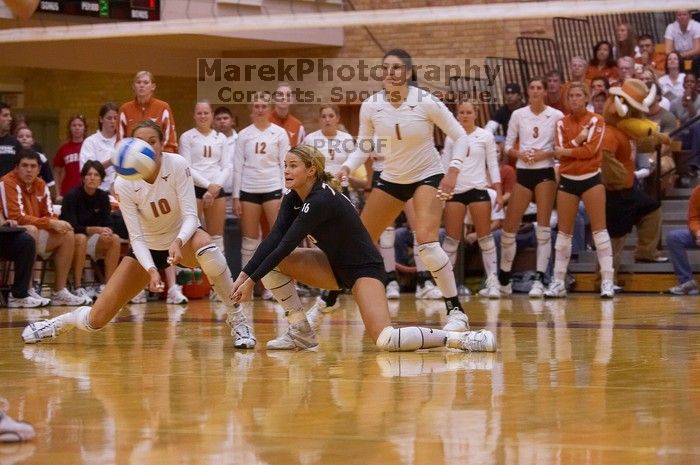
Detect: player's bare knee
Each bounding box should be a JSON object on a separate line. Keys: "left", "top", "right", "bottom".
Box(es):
{"left": 195, "top": 244, "right": 228, "bottom": 278}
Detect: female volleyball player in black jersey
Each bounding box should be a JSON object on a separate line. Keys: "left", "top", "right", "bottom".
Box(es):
{"left": 231, "top": 145, "right": 495, "bottom": 352}
{"left": 337, "top": 48, "right": 471, "bottom": 332}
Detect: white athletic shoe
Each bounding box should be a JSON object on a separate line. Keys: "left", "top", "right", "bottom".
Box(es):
{"left": 22, "top": 310, "right": 79, "bottom": 343}
{"left": 544, "top": 279, "right": 567, "bottom": 298}
{"left": 232, "top": 322, "right": 257, "bottom": 349}
{"left": 600, "top": 280, "right": 615, "bottom": 298}
{"left": 447, "top": 329, "right": 496, "bottom": 352}
{"left": 415, "top": 281, "right": 443, "bottom": 300}
{"left": 499, "top": 282, "right": 513, "bottom": 297}
{"left": 50, "top": 288, "right": 87, "bottom": 306}
{"left": 73, "top": 287, "right": 93, "bottom": 305}
{"left": 266, "top": 320, "right": 318, "bottom": 350}
{"left": 443, "top": 310, "right": 469, "bottom": 332}
{"left": 225, "top": 305, "right": 256, "bottom": 348}
{"left": 385, "top": 280, "right": 400, "bottom": 299}
{"left": 130, "top": 289, "right": 148, "bottom": 304}
{"left": 166, "top": 284, "right": 188, "bottom": 305}
{"left": 7, "top": 294, "right": 44, "bottom": 308}
{"left": 27, "top": 288, "right": 50, "bottom": 306}
{"left": 261, "top": 288, "right": 274, "bottom": 300}
{"left": 306, "top": 296, "right": 341, "bottom": 332}
{"left": 0, "top": 400, "right": 35, "bottom": 443}
{"left": 478, "top": 275, "right": 501, "bottom": 299}
{"left": 209, "top": 289, "right": 222, "bottom": 302}
{"left": 528, "top": 279, "right": 545, "bottom": 298}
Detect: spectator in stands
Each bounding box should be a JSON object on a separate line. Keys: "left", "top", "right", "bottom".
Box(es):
{"left": 270, "top": 81, "right": 305, "bottom": 147}
{"left": 637, "top": 33, "right": 667, "bottom": 76}
{"left": 0, "top": 102, "right": 22, "bottom": 178}
{"left": 545, "top": 70, "right": 568, "bottom": 113}
{"left": 659, "top": 51, "right": 687, "bottom": 103}
{"left": 0, "top": 208, "right": 42, "bottom": 308}
{"left": 638, "top": 69, "right": 672, "bottom": 110}
{"left": 666, "top": 185, "right": 700, "bottom": 294}
{"left": 53, "top": 114, "right": 87, "bottom": 203}
{"left": 586, "top": 41, "right": 620, "bottom": 84}
{"left": 119, "top": 70, "right": 177, "bottom": 152}
{"left": 670, "top": 73, "right": 700, "bottom": 175}
{"left": 664, "top": 10, "right": 700, "bottom": 74}
{"left": 60, "top": 160, "right": 121, "bottom": 301}
{"left": 590, "top": 76, "right": 610, "bottom": 95}
{"left": 79, "top": 102, "right": 118, "bottom": 193}
{"left": 213, "top": 106, "right": 238, "bottom": 197}
{"left": 1, "top": 150, "right": 87, "bottom": 306}
{"left": 614, "top": 22, "right": 640, "bottom": 59}
{"left": 15, "top": 126, "right": 57, "bottom": 199}
{"left": 617, "top": 56, "right": 636, "bottom": 84}
{"left": 566, "top": 56, "right": 588, "bottom": 85}
{"left": 118, "top": 70, "right": 182, "bottom": 303}
{"left": 589, "top": 88, "right": 608, "bottom": 115}
{"left": 647, "top": 83, "right": 680, "bottom": 133}
{"left": 485, "top": 83, "right": 524, "bottom": 135}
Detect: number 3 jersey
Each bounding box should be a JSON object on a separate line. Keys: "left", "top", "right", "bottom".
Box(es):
{"left": 505, "top": 105, "right": 564, "bottom": 170}
{"left": 115, "top": 153, "right": 200, "bottom": 270}
{"left": 232, "top": 123, "right": 290, "bottom": 197}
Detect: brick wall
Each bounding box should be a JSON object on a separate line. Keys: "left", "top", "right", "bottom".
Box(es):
{"left": 16, "top": 2, "right": 552, "bottom": 145}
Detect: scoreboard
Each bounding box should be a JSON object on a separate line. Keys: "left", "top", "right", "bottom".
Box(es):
{"left": 37, "top": 0, "right": 160, "bottom": 21}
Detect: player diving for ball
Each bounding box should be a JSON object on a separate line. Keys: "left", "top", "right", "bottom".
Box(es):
{"left": 21, "top": 120, "right": 256, "bottom": 349}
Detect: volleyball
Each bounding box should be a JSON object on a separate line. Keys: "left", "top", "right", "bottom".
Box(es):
{"left": 113, "top": 137, "right": 157, "bottom": 180}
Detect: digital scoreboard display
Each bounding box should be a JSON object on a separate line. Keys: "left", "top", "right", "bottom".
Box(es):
{"left": 37, "top": 0, "right": 160, "bottom": 21}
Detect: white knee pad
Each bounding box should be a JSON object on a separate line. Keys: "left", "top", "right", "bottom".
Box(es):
{"left": 477, "top": 234, "right": 496, "bottom": 252}
{"left": 593, "top": 229, "right": 612, "bottom": 252}
{"left": 196, "top": 244, "right": 228, "bottom": 278}
{"left": 443, "top": 236, "right": 460, "bottom": 255}
{"left": 536, "top": 226, "right": 551, "bottom": 246}
{"left": 261, "top": 268, "right": 293, "bottom": 291}
{"left": 555, "top": 232, "right": 572, "bottom": 254}
{"left": 376, "top": 326, "right": 420, "bottom": 352}
{"left": 241, "top": 236, "right": 260, "bottom": 254}
{"left": 417, "top": 241, "right": 449, "bottom": 272}
{"left": 379, "top": 227, "right": 395, "bottom": 248}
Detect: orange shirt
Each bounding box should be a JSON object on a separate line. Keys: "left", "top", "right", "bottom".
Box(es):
{"left": 585, "top": 64, "right": 620, "bottom": 85}
{"left": 555, "top": 110, "right": 605, "bottom": 176}
{"left": 600, "top": 125, "right": 635, "bottom": 190}
{"left": 0, "top": 170, "right": 55, "bottom": 229}
{"left": 119, "top": 97, "right": 178, "bottom": 152}
{"left": 688, "top": 186, "right": 700, "bottom": 237}
{"left": 546, "top": 87, "right": 569, "bottom": 114}
{"left": 269, "top": 111, "right": 305, "bottom": 147}
{"left": 635, "top": 51, "right": 667, "bottom": 74}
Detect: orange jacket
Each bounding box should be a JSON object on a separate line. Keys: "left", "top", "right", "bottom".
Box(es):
{"left": 0, "top": 170, "right": 55, "bottom": 229}
{"left": 688, "top": 186, "right": 700, "bottom": 237}
{"left": 600, "top": 125, "right": 635, "bottom": 190}
{"left": 119, "top": 97, "right": 178, "bottom": 152}
{"left": 555, "top": 111, "right": 605, "bottom": 176}
{"left": 269, "top": 112, "right": 304, "bottom": 147}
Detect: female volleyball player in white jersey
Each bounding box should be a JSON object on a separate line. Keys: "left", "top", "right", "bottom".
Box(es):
{"left": 441, "top": 101, "right": 503, "bottom": 299}
{"left": 230, "top": 144, "right": 494, "bottom": 352}
{"left": 338, "top": 49, "right": 471, "bottom": 332}
{"left": 498, "top": 76, "right": 564, "bottom": 298}
{"left": 302, "top": 104, "right": 355, "bottom": 176}
{"left": 22, "top": 120, "right": 256, "bottom": 349}
{"left": 232, "top": 92, "right": 290, "bottom": 291}
{"left": 179, "top": 101, "right": 232, "bottom": 299}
